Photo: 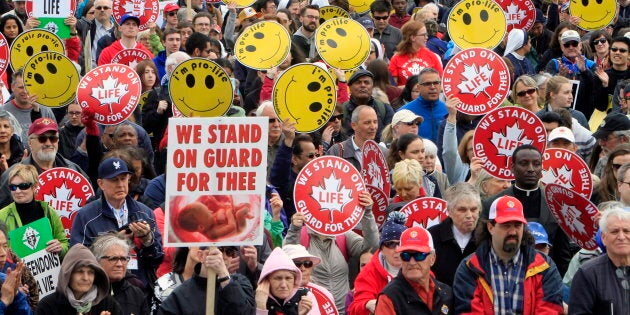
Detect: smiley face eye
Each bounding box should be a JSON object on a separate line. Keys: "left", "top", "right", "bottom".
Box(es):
{"left": 253, "top": 32, "right": 264, "bottom": 39}
{"left": 326, "top": 39, "right": 338, "bottom": 48}
{"left": 596, "top": 0, "right": 602, "bottom": 3}
{"left": 205, "top": 75, "right": 215, "bottom": 89}
{"left": 480, "top": 10, "right": 489, "bottom": 22}
{"left": 309, "top": 102, "right": 322, "bottom": 112}
{"left": 307, "top": 81, "right": 321, "bottom": 92}
{"left": 186, "top": 74, "right": 195, "bottom": 88}
{"left": 47, "top": 63, "right": 57, "bottom": 74}
{"left": 335, "top": 28, "right": 347, "bottom": 36}
{"left": 246, "top": 45, "right": 256, "bottom": 52}
{"left": 34, "top": 73, "right": 44, "bottom": 84}
{"left": 41, "top": 45, "right": 49, "bottom": 51}
{"left": 582, "top": 0, "right": 588, "bottom": 5}
{"left": 26, "top": 46, "right": 34, "bottom": 56}
{"left": 463, "top": 13, "right": 471, "bottom": 25}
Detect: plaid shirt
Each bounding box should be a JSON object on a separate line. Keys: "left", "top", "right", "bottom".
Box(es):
{"left": 489, "top": 248, "right": 526, "bottom": 315}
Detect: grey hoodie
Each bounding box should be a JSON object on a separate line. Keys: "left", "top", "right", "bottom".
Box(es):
{"left": 57, "top": 244, "right": 110, "bottom": 305}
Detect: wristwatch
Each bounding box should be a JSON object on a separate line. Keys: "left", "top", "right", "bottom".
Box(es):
{"left": 217, "top": 275, "right": 231, "bottom": 283}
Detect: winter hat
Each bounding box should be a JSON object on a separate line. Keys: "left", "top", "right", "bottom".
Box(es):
{"left": 380, "top": 212, "right": 408, "bottom": 247}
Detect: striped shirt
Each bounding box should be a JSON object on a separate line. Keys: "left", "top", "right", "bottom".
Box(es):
{"left": 489, "top": 247, "right": 526, "bottom": 315}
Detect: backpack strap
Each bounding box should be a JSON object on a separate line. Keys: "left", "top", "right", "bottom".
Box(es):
{"left": 300, "top": 226, "right": 348, "bottom": 261}
{"left": 300, "top": 226, "right": 310, "bottom": 248}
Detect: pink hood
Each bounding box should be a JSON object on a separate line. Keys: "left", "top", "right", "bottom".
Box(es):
{"left": 259, "top": 247, "right": 302, "bottom": 287}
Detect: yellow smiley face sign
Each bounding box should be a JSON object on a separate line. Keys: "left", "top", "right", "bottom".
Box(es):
{"left": 169, "top": 58, "right": 233, "bottom": 117}
{"left": 10, "top": 29, "right": 65, "bottom": 71}
{"left": 272, "top": 63, "right": 337, "bottom": 133}
{"left": 235, "top": 21, "right": 291, "bottom": 70}
{"left": 348, "top": 0, "right": 375, "bottom": 14}
{"left": 448, "top": 0, "right": 507, "bottom": 50}
{"left": 316, "top": 18, "right": 371, "bottom": 70}
{"left": 319, "top": 6, "right": 350, "bottom": 23}
{"left": 138, "top": 91, "right": 151, "bottom": 112}
{"left": 23, "top": 52, "right": 80, "bottom": 108}
{"left": 569, "top": 0, "right": 617, "bottom": 31}
{"left": 234, "top": 0, "right": 256, "bottom": 8}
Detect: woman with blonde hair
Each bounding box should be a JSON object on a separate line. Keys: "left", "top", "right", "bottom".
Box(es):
{"left": 511, "top": 75, "right": 540, "bottom": 112}
{"left": 387, "top": 159, "right": 426, "bottom": 214}
{"left": 543, "top": 75, "right": 589, "bottom": 128}
{"left": 388, "top": 21, "right": 443, "bottom": 86}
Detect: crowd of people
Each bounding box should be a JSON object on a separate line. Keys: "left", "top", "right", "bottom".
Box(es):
{"left": 0, "top": 0, "right": 626, "bottom": 314}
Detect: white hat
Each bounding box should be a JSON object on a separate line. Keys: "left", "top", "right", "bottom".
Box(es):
{"left": 282, "top": 244, "right": 321, "bottom": 266}
{"left": 560, "top": 30, "right": 580, "bottom": 43}
{"left": 548, "top": 126, "right": 575, "bottom": 143}
{"left": 392, "top": 110, "right": 424, "bottom": 125}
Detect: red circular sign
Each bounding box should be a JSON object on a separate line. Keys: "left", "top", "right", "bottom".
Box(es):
{"left": 362, "top": 140, "right": 389, "bottom": 192}
{"left": 111, "top": 48, "right": 152, "bottom": 67}
{"left": 442, "top": 48, "right": 510, "bottom": 115}
{"left": 496, "top": 0, "right": 536, "bottom": 32}
{"left": 26, "top": 0, "right": 77, "bottom": 17}
{"left": 112, "top": 0, "right": 160, "bottom": 31}
{"left": 306, "top": 284, "right": 339, "bottom": 315}
{"left": 399, "top": 197, "right": 447, "bottom": 229}
{"left": 0, "top": 32, "right": 9, "bottom": 78}
{"left": 542, "top": 148, "right": 593, "bottom": 199}
{"left": 544, "top": 184, "right": 599, "bottom": 250}
{"left": 473, "top": 106, "right": 547, "bottom": 180}
{"left": 77, "top": 64, "right": 142, "bottom": 125}
{"left": 36, "top": 168, "right": 95, "bottom": 239}
{"left": 294, "top": 156, "right": 366, "bottom": 236}
{"left": 366, "top": 185, "right": 389, "bottom": 229}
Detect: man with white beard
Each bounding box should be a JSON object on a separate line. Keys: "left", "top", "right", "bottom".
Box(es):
{"left": 0, "top": 118, "right": 87, "bottom": 208}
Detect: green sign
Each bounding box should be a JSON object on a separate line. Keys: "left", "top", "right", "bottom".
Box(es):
{"left": 9, "top": 218, "right": 54, "bottom": 258}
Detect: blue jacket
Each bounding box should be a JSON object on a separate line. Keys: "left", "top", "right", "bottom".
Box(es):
{"left": 70, "top": 196, "right": 164, "bottom": 286}
{"left": 153, "top": 50, "right": 168, "bottom": 82}
{"left": 399, "top": 96, "right": 448, "bottom": 143}
{"left": 0, "top": 272, "right": 32, "bottom": 315}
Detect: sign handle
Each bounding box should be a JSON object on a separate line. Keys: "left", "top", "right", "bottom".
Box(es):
{"left": 206, "top": 246, "right": 217, "bottom": 315}
{"left": 187, "top": 0, "right": 194, "bottom": 21}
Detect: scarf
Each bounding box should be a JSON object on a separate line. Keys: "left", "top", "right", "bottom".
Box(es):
{"left": 66, "top": 286, "right": 98, "bottom": 314}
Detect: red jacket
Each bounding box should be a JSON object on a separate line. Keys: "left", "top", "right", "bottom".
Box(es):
{"left": 348, "top": 250, "right": 394, "bottom": 315}
{"left": 453, "top": 243, "right": 563, "bottom": 315}
{"left": 98, "top": 40, "right": 153, "bottom": 66}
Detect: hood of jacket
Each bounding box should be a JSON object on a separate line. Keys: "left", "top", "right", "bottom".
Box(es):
{"left": 57, "top": 244, "right": 110, "bottom": 305}
{"left": 258, "top": 247, "right": 302, "bottom": 288}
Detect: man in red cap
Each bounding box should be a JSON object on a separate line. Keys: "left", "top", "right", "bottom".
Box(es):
{"left": 162, "top": 3, "right": 180, "bottom": 31}
{"left": 374, "top": 226, "right": 453, "bottom": 314}
{"left": 453, "top": 196, "right": 563, "bottom": 315}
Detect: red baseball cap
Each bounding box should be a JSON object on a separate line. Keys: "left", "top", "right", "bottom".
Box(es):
{"left": 489, "top": 196, "right": 527, "bottom": 224}
{"left": 164, "top": 3, "right": 180, "bottom": 13}
{"left": 396, "top": 227, "right": 434, "bottom": 253}
{"left": 28, "top": 118, "right": 58, "bottom": 136}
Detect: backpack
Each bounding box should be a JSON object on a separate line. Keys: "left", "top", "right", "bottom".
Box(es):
{"left": 299, "top": 226, "right": 348, "bottom": 261}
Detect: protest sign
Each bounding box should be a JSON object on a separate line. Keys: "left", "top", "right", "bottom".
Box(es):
{"left": 111, "top": 48, "right": 152, "bottom": 68}
{"left": 23, "top": 51, "right": 80, "bottom": 107}
{"left": 399, "top": 197, "right": 447, "bottom": 229}
{"left": 273, "top": 63, "right": 336, "bottom": 132}
{"left": 315, "top": 18, "right": 370, "bottom": 70}
{"left": 442, "top": 48, "right": 510, "bottom": 115}
{"left": 366, "top": 185, "right": 389, "bottom": 229}
{"left": 36, "top": 168, "right": 95, "bottom": 239}
{"left": 235, "top": 21, "right": 291, "bottom": 70}
{"left": 496, "top": 0, "right": 536, "bottom": 32}
{"left": 544, "top": 184, "right": 599, "bottom": 250}
{"left": 165, "top": 117, "right": 267, "bottom": 246}
{"left": 77, "top": 64, "right": 142, "bottom": 125}
{"left": 541, "top": 148, "right": 593, "bottom": 199}
{"left": 294, "top": 156, "right": 366, "bottom": 236}
{"left": 9, "top": 218, "right": 61, "bottom": 298}
{"left": 28, "top": 0, "right": 75, "bottom": 38}
{"left": 569, "top": 0, "right": 617, "bottom": 31}
{"left": 138, "top": 90, "right": 150, "bottom": 112}
{"left": 0, "top": 33, "right": 10, "bottom": 78}
{"left": 319, "top": 6, "right": 350, "bottom": 24}
{"left": 348, "top": 0, "right": 374, "bottom": 14}
{"left": 10, "top": 29, "right": 65, "bottom": 71}
{"left": 112, "top": 0, "right": 160, "bottom": 31}
{"left": 233, "top": 0, "right": 257, "bottom": 7}
{"left": 447, "top": 0, "right": 507, "bottom": 50}
{"left": 306, "top": 284, "right": 339, "bottom": 315}
{"left": 362, "top": 140, "right": 389, "bottom": 193}
{"left": 169, "top": 58, "right": 233, "bottom": 117}
{"left": 473, "top": 106, "right": 547, "bottom": 180}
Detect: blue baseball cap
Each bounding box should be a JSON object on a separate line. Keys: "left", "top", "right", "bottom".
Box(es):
{"left": 528, "top": 222, "right": 551, "bottom": 246}
{"left": 119, "top": 14, "right": 140, "bottom": 26}
{"left": 98, "top": 158, "right": 132, "bottom": 179}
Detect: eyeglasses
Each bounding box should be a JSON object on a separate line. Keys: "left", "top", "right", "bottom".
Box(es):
{"left": 303, "top": 15, "right": 319, "bottom": 20}
{"left": 95, "top": 6, "right": 110, "bottom": 10}
{"left": 68, "top": 111, "right": 82, "bottom": 116}
{"left": 219, "top": 246, "right": 239, "bottom": 258}
{"left": 167, "top": 11, "right": 178, "bottom": 17}
{"left": 330, "top": 114, "right": 343, "bottom": 121}
{"left": 419, "top": 80, "right": 440, "bottom": 87}
{"left": 100, "top": 256, "right": 131, "bottom": 263}
{"left": 516, "top": 88, "right": 537, "bottom": 97}
{"left": 372, "top": 15, "right": 389, "bottom": 20}
{"left": 293, "top": 260, "right": 314, "bottom": 268}
{"left": 612, "top": 163, "right": 623, "bottom": 171}
{"left": 401, "top": 121, "right": 421, "bottom": 126}
{"left": 32, "top": 134, "right": 59, "bottom": 143}
{"left": 9, "top": 183, "right": 33, "bottom": 191}
{"left": 300, "top": 152, "right": 320, "bottom": 159}
{"left": 611, "top": 47, "right": 629, "bottom": 53}
{"left": 593, "top": 38, "right": 607, "bottom": 45}
{"left": 616, "top": 267, "right": 629, "bottom": 290}
{"left": 415, "top": 33, "right": 427, "bottom": 37}
{"left": 382, "top": 240, "right": 400, "bottom": 249}
{"left": 400, "top": 251, "right": 429, "bottom": 262}
{"left": 195, "top": 23, "right": 211, "bottom": 27}
{"left": 563, "top": 41, "right": 579, "bottom": 48}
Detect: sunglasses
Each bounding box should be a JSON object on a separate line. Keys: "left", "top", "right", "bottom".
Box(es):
{"left": 401, "top": 121, "right": 421, "bottom": 126}
{"left": 268, "top": 118, "right": 279, "bottom": 124}
{"left": 419, "top": 80, "right": 441, "bottom": 87}
{"left": 516, "top": 88, "right": 537, "bottom": 97}
{"left": 9, "top": 182, "right": 33, "bottom": 191}
{"left": 95, "top": 6, "right": 110, "bottom": 10}
{"left": 167, "top": 11, "right": 178, "bottom": 16}
{"left": 293, "top": 260, "right": 314, "bottom": 268}
{"left": 382, "top": 240, "right": 400, "bottom": 249}
{"left": 611, "top": 47, "right": 629, "bottom": 53}
{"left": 400, "top": 251, "right": 429, "bottom": 262}
{"left": 101, "top": 255, "right": 131, "bottom": 263}
{"left": 32, "top": 134, "right": 59, "bottom": 143}
{"left": 330, "top": 114, "right": 343, "bottom": 121}
{"left": 301, "top": 152, "right": 320, "bottom": 159}
{"left": 372, "top": 15, "right": 389, "bottom": 20}
{"left": 593, "top": 38, "right": 607, "bottom": 45}
{"left": 563, "top": 41, "right": 579, "bottom": 48}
